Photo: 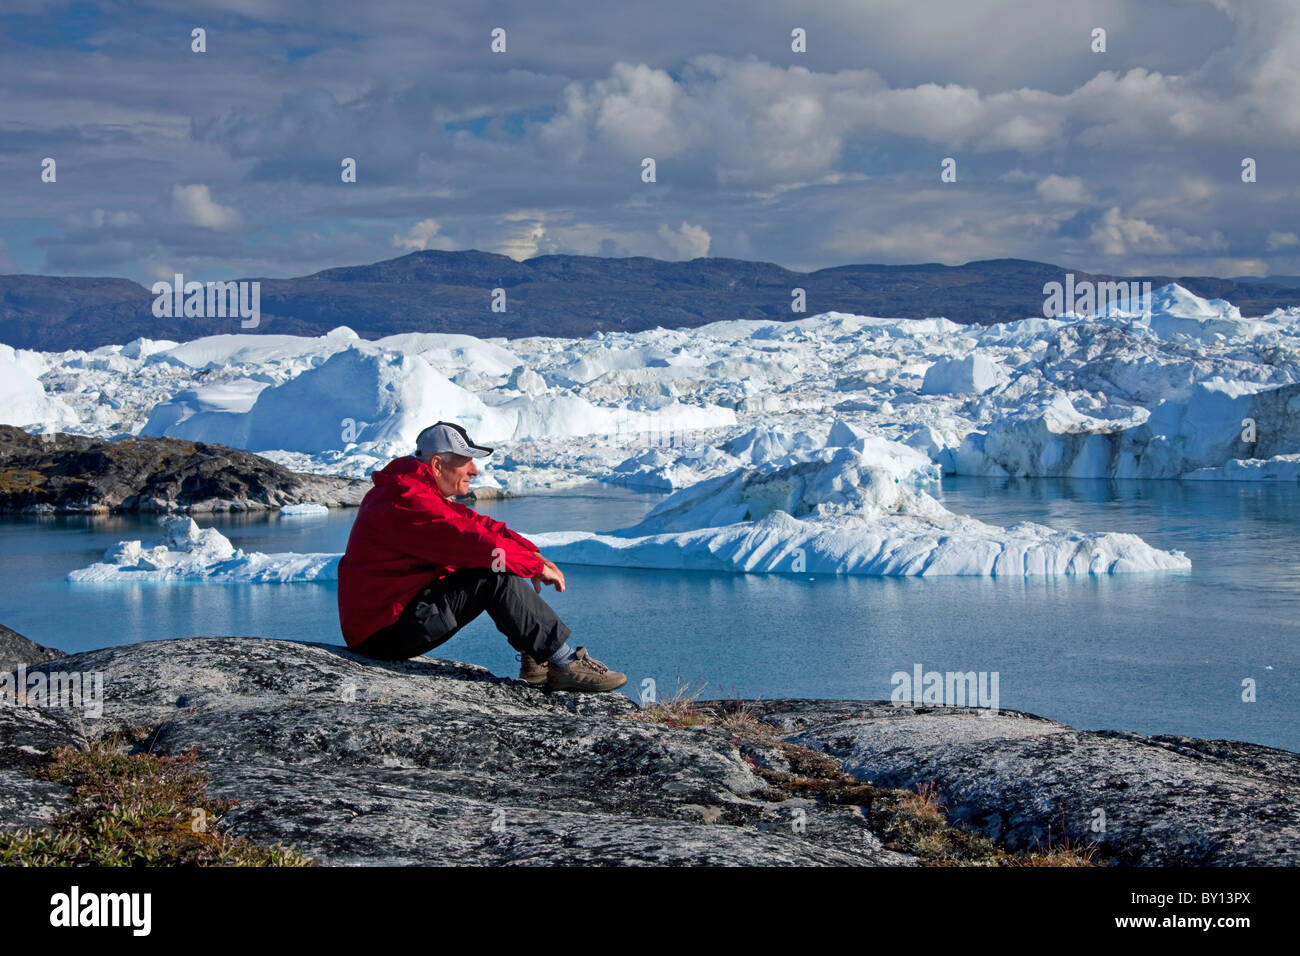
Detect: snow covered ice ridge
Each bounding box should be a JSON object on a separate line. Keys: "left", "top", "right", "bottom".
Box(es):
{"left": 6, "top": 282, "right": 1297, "bottom": 489}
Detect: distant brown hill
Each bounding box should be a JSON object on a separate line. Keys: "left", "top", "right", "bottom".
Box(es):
{"left": 3, "top": 250, "right": 1298, "bottom": 350}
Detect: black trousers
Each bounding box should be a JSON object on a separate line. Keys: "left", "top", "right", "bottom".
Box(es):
{"left": 354, "top": 568, "right": 571, "bottom": 662}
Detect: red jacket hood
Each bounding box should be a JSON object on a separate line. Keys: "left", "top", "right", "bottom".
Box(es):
{"left": 371, "top": 454, "right": 443, "bottom": 491}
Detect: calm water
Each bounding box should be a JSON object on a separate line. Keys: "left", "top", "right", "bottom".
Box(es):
{"left": 1, "top": 479, "right": 1295, "bottom": 751}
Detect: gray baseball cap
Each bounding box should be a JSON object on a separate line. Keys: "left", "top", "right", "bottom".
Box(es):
{"left": 415, "top": 421, "right": 494, "bottom": 458}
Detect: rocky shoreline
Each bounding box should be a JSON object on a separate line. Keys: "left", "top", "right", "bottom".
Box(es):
{"left": 0, "top": 426, "right": 367, "bottom": 514}
{"left": 1, "top": 631, "right": 1294, "bottom": 866}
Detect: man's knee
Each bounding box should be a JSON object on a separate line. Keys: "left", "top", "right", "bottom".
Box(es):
{"left": 481, "top": 569, "right": 531, "bottom": 592}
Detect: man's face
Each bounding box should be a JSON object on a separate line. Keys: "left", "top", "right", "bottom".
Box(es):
{"left": 429, "top": 453, "right": 478, "bottom": 497}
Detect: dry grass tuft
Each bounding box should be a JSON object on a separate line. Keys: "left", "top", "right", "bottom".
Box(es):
{"left": 0, "top": 727, "right": 314, "bottom": 866}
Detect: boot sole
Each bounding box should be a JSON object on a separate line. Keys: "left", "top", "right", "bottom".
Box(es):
{"left": 545, "top": 675, "right": 628, "bottom": 693}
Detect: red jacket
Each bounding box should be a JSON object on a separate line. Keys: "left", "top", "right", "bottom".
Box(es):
{"left": 337, "top": 455, "right": 545, "bottom": 646}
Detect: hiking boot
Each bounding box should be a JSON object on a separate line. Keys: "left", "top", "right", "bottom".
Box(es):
{"left": 518, "top": 652, "right": 549, "bottom": 685}
{"left": 545, "top": 647, "right": 627, "bottom": 693}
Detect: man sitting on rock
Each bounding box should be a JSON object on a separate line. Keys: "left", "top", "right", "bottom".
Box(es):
{"left": 337, "top": 420, "right": 627, "bottom": 693}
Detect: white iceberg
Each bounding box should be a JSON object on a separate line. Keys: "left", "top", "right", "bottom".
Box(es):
{"left": 1183, "top": 455, "right": 1300, "bottom": 481}
{"left": 921, "top": 354, "right": 1009, "bottom": 395}
{"left": 951, "top": 381, "right": 1300, "bottom": 479}
{"left": 528, "top": 509, "right": 1188, "bottom": 576}
{"left": 67, "top": 440, "right": 1190, "bottom": 584}
{"left": 0, "top": 345, "right": 75, "bottom": 429}
{"left": 529, "top": 439, "right": 1190, "bottom": 576}
{"left": 279, "top": 503, "right": 330, "bottom": 517}
{"left": 16, "top": 278, "right": 1300, "bottom": 492}
{"left": 68, "top": 517, "right": 339, "bottom": 583}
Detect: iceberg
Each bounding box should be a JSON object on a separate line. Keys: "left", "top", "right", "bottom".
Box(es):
{"left": 921, "top": 354, "right": 1009, "bottom": 395}
{"left": 0, "top": 345, "right": 74, "bottom": 429}
{"left": 530, "top": 439, "right": 1190, "bottom": 576}
{"left": 279, "top": 503, "right": 330, "bottom": 516}
{"left": 527, "top": 510, "right": 1189, "bottom": 576}
{"left": 12, "top": 280, "right": 1299, "bottom": 492}
{"left": 70, "top": 441, "right": 1189, "bottom": 584}
{"left": 68, "top": 517, "right": 339, "bottom": 583}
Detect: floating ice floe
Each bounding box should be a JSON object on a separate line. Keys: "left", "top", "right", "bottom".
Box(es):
{"left": 279, "top": 503, "right": 330, "bottom": 517}
{"left": 1183, "top": 455, "right": 1300, "bottom": 481}
{"left": 529, "top": 439, "right": 1190, "bottom": 576}
{"left": 70, "top": 441, "right": 1189, "bottom": 584}
{"left": 67, "top": 517, "right": 339, "bottom": 583}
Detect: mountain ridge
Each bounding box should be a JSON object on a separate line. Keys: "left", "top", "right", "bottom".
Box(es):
{"left": 3, "top": 250, "right": 1299, "bottom": 350}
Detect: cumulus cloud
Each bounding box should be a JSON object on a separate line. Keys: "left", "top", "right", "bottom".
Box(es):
{"left": 392, "top": 219, "right": 456, "bottom": 252}
{"left": 541, "top": 62, "right": 690, "bottom": 163}
{"left": 1088, "top": 206, "right": 1227, "bottom": 257}
{"left": 5, "top": 0, "right": 1300, "bottom": 280}
{"left": 1036, "top": 175, "right": 1090, "bottom": 204}
{"left": 494, "top": 212, "right": 552, "bottom": 261}
{"left": 1090, "top": 207, "right": 1170, "bottom": 256}
{"left": 658, "top": 221, "right": 711, "bottom": 259}
{"left": 171, "top": 185, "right": 241, "bottom": 230}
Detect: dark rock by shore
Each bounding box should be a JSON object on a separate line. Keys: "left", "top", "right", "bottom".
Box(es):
{"left": 1, "top": 636, "right": 1293, "bottom": 866}
{"left": 0, "top": 426, "right": 366, "bottom": 514}
{"left": 0, "top": 625, "right": 64, "bottom": 673}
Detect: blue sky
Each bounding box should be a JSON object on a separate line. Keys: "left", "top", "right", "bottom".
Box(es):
{"left": 1, "top": 0, "right": 1297, "bottom": 284}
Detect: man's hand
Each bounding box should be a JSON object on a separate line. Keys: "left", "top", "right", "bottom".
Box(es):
{"left": 532, "top": 556, "right": 565, "bottom": 594}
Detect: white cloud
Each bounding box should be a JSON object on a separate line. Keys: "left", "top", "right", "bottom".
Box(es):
{"left": 1036, "top": 175, "right": 1090, "bottom": 204}
{"left": 658, "top": 221, "right": 711, "bottom": 259}
{"left": 541, "top": 62, "right": 691, "bottom": 163}
{"left": 495, "top": 216, "right": 550, "bottom": 261}
{"left": 392, "top": 219, "right": 456, "bottom": 252}
{"left": 1090, "top": 207, "right": 1172, "bottom": 256}
{"left": 171, "top": 185, "right": 241, "bottom": 230}
{"left": 11, "top": 0, "right": 1300, "bottom": 280}
{"left": 1088, "top": 206, "right": 1227, "bottom": 257}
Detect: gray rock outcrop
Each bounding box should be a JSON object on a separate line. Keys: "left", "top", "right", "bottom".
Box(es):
{"left": 753, "top": 700, "right": 1298, "bottom": 866}
{"left": 1, "top": 637, "right": 1294, "bottom": 865}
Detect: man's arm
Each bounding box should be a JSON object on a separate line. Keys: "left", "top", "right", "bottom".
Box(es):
{"left": 390, "top": 500, "right": 544, "bottom": 577}
{"left": 446, "top": 498, "right": 541, "bottom": 552}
